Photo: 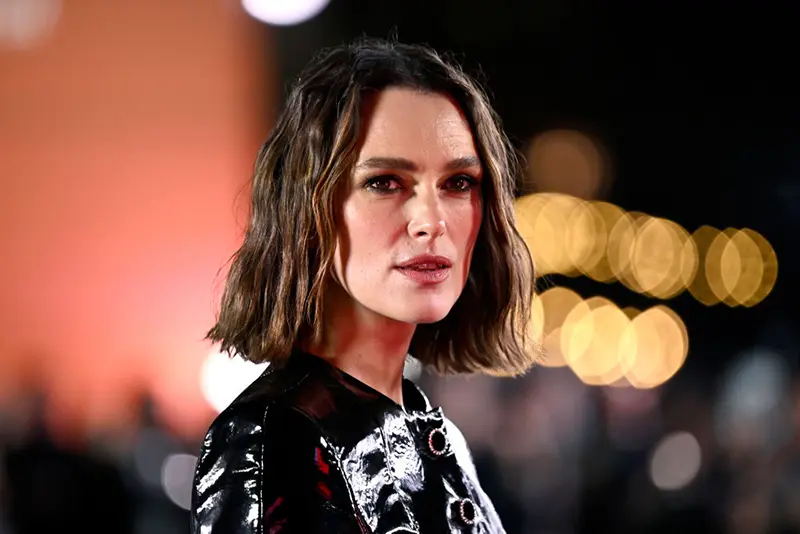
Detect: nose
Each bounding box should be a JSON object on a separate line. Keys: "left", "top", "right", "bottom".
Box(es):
{"left": 407, "top": 190, "right": 446, "bottom": 241}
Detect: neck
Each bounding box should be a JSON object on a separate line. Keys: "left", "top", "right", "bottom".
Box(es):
{"left": 301, "top": 283, "right": 414, "bottom": 407}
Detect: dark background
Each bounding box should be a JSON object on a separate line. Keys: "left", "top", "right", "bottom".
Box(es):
{"left": 272, "top": 0, "right": 799, "bottom": 377}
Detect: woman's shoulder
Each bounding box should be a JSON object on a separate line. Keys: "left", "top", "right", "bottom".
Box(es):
{"left": 200, "top": 358, "right": 322, "bottom": 449}
{"left": 192, "top": 362, "right": 363, "bottom": 534}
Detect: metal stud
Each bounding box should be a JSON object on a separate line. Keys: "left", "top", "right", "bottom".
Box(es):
{"left": 457, "top": 498, "right": 477, "bottom": 526}
{"left": 427, "top": 427, "right": 448, "bottom": 456}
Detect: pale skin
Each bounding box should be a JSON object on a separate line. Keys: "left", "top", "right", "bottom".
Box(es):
{"left": 302, "top": 87, "right": 484, "bottom": 407}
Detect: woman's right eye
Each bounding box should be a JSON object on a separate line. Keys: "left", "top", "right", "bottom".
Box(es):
{"left": 364, "top": 176, "right": 402, "bottom": 193}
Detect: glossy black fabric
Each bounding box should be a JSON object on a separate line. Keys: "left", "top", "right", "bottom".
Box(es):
{"left": 191, "top": 350, "right": 506, "bottom": 533}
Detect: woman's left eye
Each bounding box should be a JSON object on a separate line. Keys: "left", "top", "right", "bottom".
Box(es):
{"left": 446, "top": 175, "right": 479, "bottom": 192}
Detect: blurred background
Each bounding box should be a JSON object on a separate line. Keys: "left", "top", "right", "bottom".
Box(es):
{"left": 0, "top": 1, "right": 797, "bottom": 533}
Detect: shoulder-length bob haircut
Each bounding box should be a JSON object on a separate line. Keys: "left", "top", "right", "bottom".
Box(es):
{"left": 208, "top": 37, "right": 538, "bottom": 376}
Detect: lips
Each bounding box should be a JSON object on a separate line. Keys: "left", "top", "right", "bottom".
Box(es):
{"left": 400, "top": 263, "right": 448, "bottom": 271}
{"left": 395, "top": 255, "right": 452, "bottom": 284}
{"left": 396, "top": 267, "right": 451, "bottom": 284}
{"left": 395, "top": 255, "right": 453, "bottom": 269}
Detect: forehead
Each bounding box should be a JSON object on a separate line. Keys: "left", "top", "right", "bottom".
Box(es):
{"left": 357, "top": 88, "right": 478, "bottom": 161}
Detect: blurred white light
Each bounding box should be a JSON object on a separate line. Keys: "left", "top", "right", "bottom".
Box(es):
{"left": 649, "top": 431, "right": 702, "bottom": 491}
{"left": 200, "top": 350, "right": 268, "bottom": 413}
{"left": 241, "top": 0, "right": 330, "bottom": 26}
{"left": 161, "top": 453, "right": 197, "bottom": 511}
{"left": 718, "top": 349, "right": 786, "bottom": 421}
{"left": 714, "top": 348, "right": 791, "bottom": 454}
{"left": 0, "top": 0, "right": 61, "bottom": 49}
{"left": 133, "top": 428, "right": 180, "bottom": 488}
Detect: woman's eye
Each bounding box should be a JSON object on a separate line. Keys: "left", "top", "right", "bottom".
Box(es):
{"left": 365, "top": 176, "right": 401, "bottom": 192}
{"left": 446, "top": 175, "right": 479, "bottom": 192}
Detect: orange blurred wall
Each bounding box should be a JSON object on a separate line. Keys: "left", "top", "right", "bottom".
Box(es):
{"left": 0, "top": 0, "right": 274, "bottom": 441}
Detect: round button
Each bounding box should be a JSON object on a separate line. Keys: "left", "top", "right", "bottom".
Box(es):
{"left": 457, "top": 498, "right": 477, "bottom": 526}
{"left": 427, "top": 427, "right": 448, "bottom": 456}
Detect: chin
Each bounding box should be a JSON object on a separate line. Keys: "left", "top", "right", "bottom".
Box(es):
{"left": 393, "top": 302, "right": 455, "bottom": 325}
{"left": 414, "top": 314, "right": 449, "bottom": 325}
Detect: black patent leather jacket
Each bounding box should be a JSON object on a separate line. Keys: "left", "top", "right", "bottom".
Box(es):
{"left": 191, "top": 350, "right": 506, "bottom": 533}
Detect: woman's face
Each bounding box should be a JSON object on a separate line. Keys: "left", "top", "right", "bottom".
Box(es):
{"left": 331, "top": 87, "right": 484, "bottom": 325}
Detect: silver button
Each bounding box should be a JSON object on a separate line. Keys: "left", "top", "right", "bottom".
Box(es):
{"left": 427, "top": 427, "right": 448, "bottom": 456}
{"left": 457, "top": 498, "right": 477, "bottom": 525}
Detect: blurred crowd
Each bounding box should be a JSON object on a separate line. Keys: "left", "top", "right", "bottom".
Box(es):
{"left": 0, "top": 389, "right": 189, "bottom": 534}
{"left": 1, "top": 340, "right": 799, "bottom": 534}
{"left": 422, "top": 338, "right": 800, "bottom": 534}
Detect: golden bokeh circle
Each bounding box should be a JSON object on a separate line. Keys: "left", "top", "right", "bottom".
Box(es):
{"left": 536, "top": 286, "right": 584, "bottom": 367}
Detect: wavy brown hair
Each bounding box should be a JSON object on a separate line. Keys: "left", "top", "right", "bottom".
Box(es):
{"left": 207, "top": 37, "right": 538, "bottom": 376}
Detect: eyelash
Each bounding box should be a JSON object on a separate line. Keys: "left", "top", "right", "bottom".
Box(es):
{"left": 364, "top": 174, "right": 480, "bottom": 194}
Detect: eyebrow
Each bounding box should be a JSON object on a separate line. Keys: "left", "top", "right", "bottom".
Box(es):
{"left": 354, "top": 156, "right": 482, "bottom": 173}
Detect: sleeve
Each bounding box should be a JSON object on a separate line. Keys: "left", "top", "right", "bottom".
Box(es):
{"left": 444, "top": 417, "right": 479, "bottom": 483}
{"left": 190, "top": 404, "right": 364, "bottom": 534}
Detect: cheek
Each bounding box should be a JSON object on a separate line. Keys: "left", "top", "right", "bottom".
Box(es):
{"left": 471, "top": 198, "right": 483, "bottom": 239}
{"left": 452, "top": 198, "right": 483, "bottom": 251}
{"left": 340, "top": 201, "right": 398, "bottom": 268}
{"left": 346, "top": 206, "right": 379, "bottom": 246}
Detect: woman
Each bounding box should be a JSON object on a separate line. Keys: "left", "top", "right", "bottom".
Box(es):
{"left": 191, "top": 37, "right": 537, "bottom": 533}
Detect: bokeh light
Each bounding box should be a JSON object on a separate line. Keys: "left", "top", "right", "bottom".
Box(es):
{"left": 0, "top": 0, "right": 61, "bottom": 49}
{"left": 241, "top": 0, "right": 330, "bottom": 26}
{"left": 649, "top": 431, "right": 702, "bottom": 491}
{"left": 200, "top": 350, "right": 269, "bottom": 413}
{"left": 532, "top": 284, "right": 690, "bottom": 389}
{"left": 714, "top": 348, "right": 792, "bottom": 456}
{"left": 161, "top": 453, "right": 197, "bottom": 511}
{"left": 561, "top": 297, "right": 631, "bottom": 386}
{"left": 622, "top": 305, "right": 689, "bottom": 389}
{"left": 537, "top": 286, "right": 584, "bottom": 368}
{"left": 525, "top": 129, "right": 612, "bottom": 199}
{"left": 515, "top": 194, "right": 777, "bottom": 307}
